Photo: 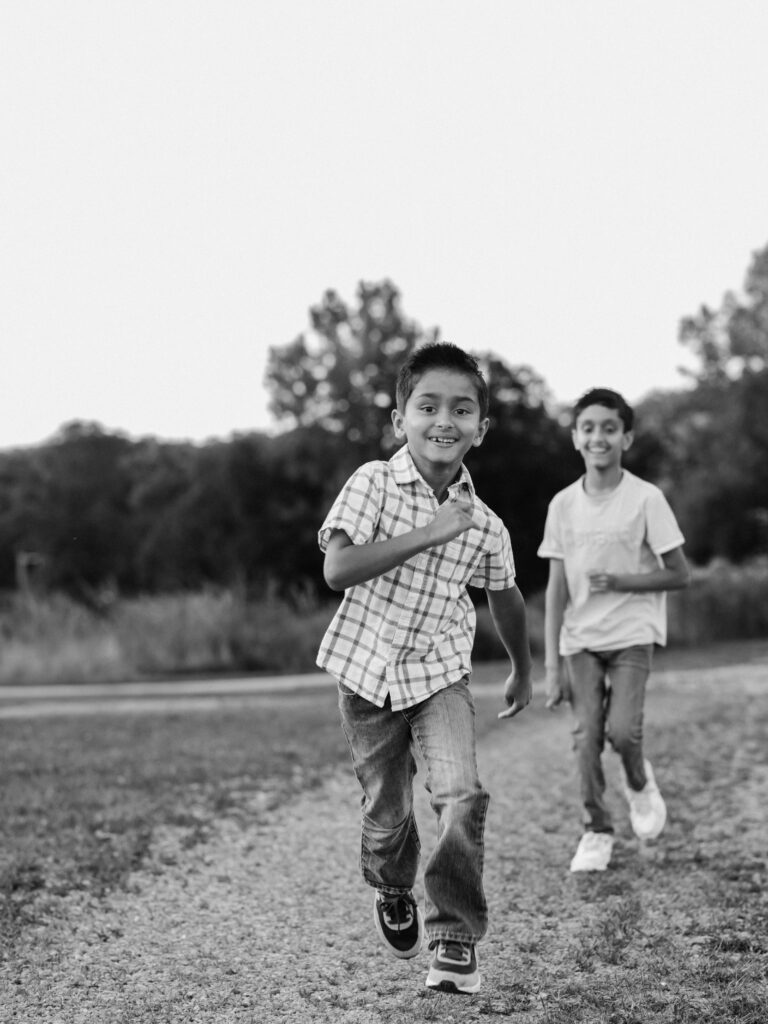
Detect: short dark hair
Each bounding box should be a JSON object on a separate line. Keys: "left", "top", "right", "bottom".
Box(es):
{"left": 395, "top": 342, "right": 489, "bottom": 418}
{"left": 573, "top": 388, "right": 634, "bottom": 431}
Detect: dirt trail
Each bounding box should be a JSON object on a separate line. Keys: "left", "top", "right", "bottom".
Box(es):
{"left": 2, "top": 664, "right": 767, "bottom": 1023}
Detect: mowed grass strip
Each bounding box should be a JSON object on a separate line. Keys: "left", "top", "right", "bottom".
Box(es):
{"left": 0, "top": 671, "right": 514, "bottom": 932}
{"left": 0, "top": 688, "right": 352, "bottom": 954}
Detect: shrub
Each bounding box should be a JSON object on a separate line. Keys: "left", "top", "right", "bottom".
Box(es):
{"left": 0, "top": 588, "right": 335, "bottom": 684}
{"left": 1, "top": 560, "right": 765, "bottom": 685}
{"left": 114, "top": 587, "right": 335, "bottom": 677}
{"left": 473, "top": 592, "right": 545, "bottom": 661}
{"left": 0, "top": 592, "right": 126, "bottom": 684}
{"left": 668, "top": 557, "right": 768, "bottom": 644}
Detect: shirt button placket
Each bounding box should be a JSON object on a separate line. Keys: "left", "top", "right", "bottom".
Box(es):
{"left": 388, "top": 491, "right": 432, "bottom": 701}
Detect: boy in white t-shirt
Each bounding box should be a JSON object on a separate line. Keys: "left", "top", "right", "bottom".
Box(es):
{"left": 538, "top": 388, "right": 690, "bottom": 872}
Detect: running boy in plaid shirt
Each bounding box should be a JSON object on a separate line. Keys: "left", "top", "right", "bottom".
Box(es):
{"left": 317, "top": 342, "right": 532, "bottom": 995}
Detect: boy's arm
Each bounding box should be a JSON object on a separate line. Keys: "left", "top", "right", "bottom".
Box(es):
{"left": 485, "top": 585, "right": 533, "bottom": 720}
{"left": 544, "top": 558, "right": 569, "bottom": 710}
{"left": 588, "top": 546, "right": 691, "bottom": 595}
{"left": 323, "top": 497, "right": 477, "bottom": 591}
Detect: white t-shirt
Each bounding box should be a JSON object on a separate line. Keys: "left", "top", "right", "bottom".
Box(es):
{"left": 537, "top": 470, "right": 685, "bottom": 654}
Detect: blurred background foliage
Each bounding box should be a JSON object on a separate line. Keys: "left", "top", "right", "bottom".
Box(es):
{"left": 0, "top": 243, "right": 766, "bottom": 679}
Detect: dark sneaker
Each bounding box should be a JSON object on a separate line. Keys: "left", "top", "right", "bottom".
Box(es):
{"left": 426, "top": 940, "right": 481, "bottom": 994}
{"left": 373, "top": 891, "right": 423, "bottom": 959}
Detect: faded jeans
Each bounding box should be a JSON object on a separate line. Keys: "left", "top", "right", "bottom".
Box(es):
{"left": 338, "top": 679, "right": 490, "bottom": 944}
{"left": 565, "top": 644, "right": 654, "bottom": 834}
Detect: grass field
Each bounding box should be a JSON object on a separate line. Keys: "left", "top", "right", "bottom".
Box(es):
{"left": 0, "top": 691, "right": 351, "bottom": 954}
{"left": 1, "top": 641, "right": 767, "bottom": 1022}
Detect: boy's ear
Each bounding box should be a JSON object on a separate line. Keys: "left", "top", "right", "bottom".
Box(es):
{"left": 472, "top": 417, "right": 490, "bottom": 447}
{"left": 622, "top": 430, "right": 634, "bottom": 451}
{"left": 391, "top": 407, "right": 406, "bottom": 439}
{"left": 571, "top": 428, "right": 579, "bottom": 450}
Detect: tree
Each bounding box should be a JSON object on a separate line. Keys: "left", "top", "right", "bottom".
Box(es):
{"left": 264, "top": 280, "right": 437, "bottom": 459}
{"left": 266, "top": 280, "right": 579, "bottom": 590}
{"left": 125, "top": 439, "right": 242, "bottom": 591}
{"left": 728, "top": 245, "right": 768, "bottom": 371}
{"left": 0, "top": 448, "right": 50, "bottom": 588}
{"left": 470, "top": 357, "right": 575, "bottom": 590}
{"left": 639, "top": 241, "right": 768, "bottom": 562}
{"left": 679, "top": 242, "right": 768, "bottom": 383}
{"left": 32, "top": 422, "right": 136, "bottom": 598}
{"left": 257, "top": 427, "right": 350, "bottom": 588}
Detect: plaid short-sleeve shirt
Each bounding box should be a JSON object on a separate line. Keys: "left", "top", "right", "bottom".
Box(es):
{"left": 316, "top": 445, "right": 517, "bottom": 710}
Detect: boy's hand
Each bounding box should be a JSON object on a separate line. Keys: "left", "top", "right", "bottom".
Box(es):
{"left": 497, "top": 667, "right": 533, "bottom": 719}
{"left": 544, "top": 664, "right": 568, "bottom": 710}
{"left": 426, "top": 497, "right": 476, "bottom": 546}
{"left": 588, "top": 570, "right": 617, "bottom": 593}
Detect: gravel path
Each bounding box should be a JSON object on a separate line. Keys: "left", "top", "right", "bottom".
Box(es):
{"left": 2, "top": 664, "right": 767, "bottom": 1024}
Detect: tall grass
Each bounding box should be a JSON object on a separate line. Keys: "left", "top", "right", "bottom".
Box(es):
{"left": 114, "top": 586, "right": 334, "bottom": 677}
{"left": 0, "top": 592, "right": 125, "bottom": 684}
{"left": 668, "top": 557, "right": 768, "bottom": 644}
{"left": 0, "top": 558, "right": 766, "bottom": 684}
{"left": 0, "top": 587, "right": 335, "bottom": 684}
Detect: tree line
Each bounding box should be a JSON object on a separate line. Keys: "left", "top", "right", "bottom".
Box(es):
{"left": 1, "top": 247, "right": 766, "bottom": 604}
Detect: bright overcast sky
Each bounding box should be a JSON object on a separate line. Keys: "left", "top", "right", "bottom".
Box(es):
{"left": 2, "top": 1, "right": 768, "bottom": 449}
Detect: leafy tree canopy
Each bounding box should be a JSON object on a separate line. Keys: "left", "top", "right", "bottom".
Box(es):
{"left": 264, "top": 280, "right": 435, "bottom": 457}
{"left": 635, "top": 239, "right": 768, "bottom": 562}
{"left": 679, "top": 242, "right": 768, "bottom": 383}
{"left": 265, "top": 281, "right": 576, "bottom": 588}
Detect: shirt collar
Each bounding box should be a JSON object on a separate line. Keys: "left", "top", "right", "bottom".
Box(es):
{"left": 389, "top": 444, "right": 476, "bottom": 500}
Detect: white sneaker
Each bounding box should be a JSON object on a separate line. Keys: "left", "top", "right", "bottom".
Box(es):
{"left": 623, "top": 759, "right": 667, "bottom": 840}
{"left": 569, "top": 831, "right": 614, "bottom": 872}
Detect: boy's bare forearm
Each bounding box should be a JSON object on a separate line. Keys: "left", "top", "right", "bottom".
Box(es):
{"left": 612, "top": 569, "right": 688, "bottom": 592}
{"left": 487, "top": 586, "right": 533, "bottom": 673}
{"left": 324, "top": 499, "right": 479, "bottom": 591}
{"left": 543, "top": 566, "right": 569, "bottom": 710}
{"left": 589, "top": 548, "right": 691, "bottom": 595}
{"left": 544, "top": 581, "right": 567, "bottom": 667}
{"left": 324, "top": 527, "right": 433, "bottom": 590}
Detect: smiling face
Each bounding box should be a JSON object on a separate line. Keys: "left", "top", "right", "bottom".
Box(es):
{"left": 391, "top": 368, "right": 489, "bottom": 486}
{"left": 572, "top": 403, "right": 633, "bottom": 474}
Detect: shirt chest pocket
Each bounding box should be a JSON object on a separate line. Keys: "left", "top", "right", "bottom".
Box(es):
{"left": 427, "top": 535, "right": 482, "bottom": 585}
{"left": 376, "top": 491, "right": 427, "bottom": 541}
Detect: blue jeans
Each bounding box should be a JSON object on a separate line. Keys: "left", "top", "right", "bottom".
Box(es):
{"left": 338, "top": 679, "right": 490, "bottom": 944}
{"left": 565, "top": 644, "right": 654, "bottom": 834}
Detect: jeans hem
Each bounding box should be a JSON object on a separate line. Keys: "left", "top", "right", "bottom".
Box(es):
{"left": 427, "top": 931, "right": 483, "bottom": 945}
{"left": 367, "top": 882, "right": 414, "bottom": 897}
